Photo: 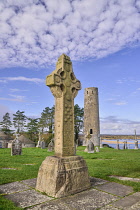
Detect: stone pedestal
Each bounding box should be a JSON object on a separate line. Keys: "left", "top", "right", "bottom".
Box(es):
{"left": 36, "top": 155, "right": 91, "bottom": 198}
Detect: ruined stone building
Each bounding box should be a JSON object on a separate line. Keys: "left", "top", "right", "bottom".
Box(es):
{"left": 84, "top": 87, "right": 100, "bottom": 146}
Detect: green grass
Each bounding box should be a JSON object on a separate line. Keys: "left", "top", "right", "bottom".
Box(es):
{"left": 0, "top": 148, "right": 54, "bottom": 184}
{"left": 0, "top": 195, "right": 22, "bottom": 210}
{"left": 0, "top": 147, "right": 140, "bottom": 209}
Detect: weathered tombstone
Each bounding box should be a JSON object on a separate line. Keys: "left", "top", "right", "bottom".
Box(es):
{"left": 41, "top": 141, "right": 46, "bottom": 149}
{"left": 11, "top": 139, "right": 22, "bottom": 156}
{"left": 36, "top": 54, "right": 91, "bottom": 198}
{"left": 84, "top": 133, "right": 91, "bottom": 152}
{"left": 123, "top": 141, "right": 128, "bottom": 149}
{"left": 134, "top": 140, "right": 139, "bottom": 150}
{"left": 116, "top": 140, "right": 120, "bottom": 150}
{"left": 87, "top": 140, "right": 94, "bottom": 153}
{"left": 95, "top": 146, "right": 100, "bottom": 152}
{"left": 125, "top": 141, "right": 128, "bottom": 149}
{"left": 123, "top": 141, "right": 125, "bottom": 149}
{"left": 47, "top": 139, "right": 54, "bottom": 152}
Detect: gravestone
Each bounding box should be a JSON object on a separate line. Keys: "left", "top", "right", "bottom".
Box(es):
{"left": 47, "top": 139, "right": 54, "bottom": 152}
{"left": 84, "top": 133, "right": 91, "bottom": 152}
{"left": 134, "top": 140, "right": 139, "bottom": 149}
{"left": 87, "top": 140, "right": 94, "bottom": 153}
{"left": 123, "top": 141, "right": 125, "bottom": 149}
{"left": 95, "top": 146, "right": 100, "bottom": 152}
{"left": 36, "top": 54, "right": 91, "bottom": 198}
{"left": 11, "top": 139, "right": 22, "bottom": 156}
{"left": 41, "top": 141, "right": 45, "bottom": 149}
{"left": 123, "top": 141, "right": 128, "bottom": 149}
{"left": 125, "top": 141, "right": 128, "bottom": 149}
{"left": 116, "top": 140, "right": 120, "bottom": 150}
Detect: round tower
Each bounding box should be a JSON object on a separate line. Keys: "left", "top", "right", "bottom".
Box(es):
{"left": 84, "top": 87, "right": 100, "bottom": 146}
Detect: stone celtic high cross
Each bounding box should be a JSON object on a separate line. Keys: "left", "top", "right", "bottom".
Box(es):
{"left": 36, "top": 54, "right": 90, "bottom": 198}
{"left": 46, "top": 54, "right": 81, "bottom": 157}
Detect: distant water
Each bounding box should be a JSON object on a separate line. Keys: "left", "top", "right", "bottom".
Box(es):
{"left": 102, "top": 139, "right": 140, "bottom": 149}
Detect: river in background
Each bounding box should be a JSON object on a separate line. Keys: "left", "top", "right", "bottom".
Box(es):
{"left": 102, "top": 139, "right": 140, "bottom": 149}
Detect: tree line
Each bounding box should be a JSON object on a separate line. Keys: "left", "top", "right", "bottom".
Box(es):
{"left": 0, "top": 104, "right": 84, "bottom": 144}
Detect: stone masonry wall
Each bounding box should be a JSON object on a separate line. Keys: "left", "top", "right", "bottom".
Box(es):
{"left": 84, "top": 87, "right": 100, "bottom": 146}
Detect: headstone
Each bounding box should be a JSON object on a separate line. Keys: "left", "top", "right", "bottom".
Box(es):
{"left": 123, "top": 141, "right": 128, "bottom": 149}
{"left": 123, "top": 141, "right": 125, "bottom": 149}
{"left": 47, "top": 139, "right": 54, "bottom": 152}
{"left": 87, "top": 140, "right": 94, "bottom": 153}
{"left": 84, "top": 133, "right": 92, "bottom": 152}
{"left": 11, "top": 139, "right": 22, "bottom": 156}
{"left": 36, "top": 54, "right": 91, "bottom": 198}
{"left": 125, "top": 141, "right": 128, "bottom": 149}
{"left": 134, "top": 140, "right": 139, "bottom": 149}
{"left": 95, "top": 146, "right": 100, "bottom": 152}
{"left": 41, "top": 141, "right": 46, "bottom": 149}
{"left": 116, "top": 140, "right": 120, "bottom": 150}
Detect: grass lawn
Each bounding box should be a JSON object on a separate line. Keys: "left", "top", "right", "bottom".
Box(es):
{"left": 0, "top": 147, "right": 140, "bottom": 209}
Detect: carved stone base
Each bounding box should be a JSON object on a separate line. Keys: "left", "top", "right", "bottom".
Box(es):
{"left": 36, "top": 156, "right": 91, "bottom": 198}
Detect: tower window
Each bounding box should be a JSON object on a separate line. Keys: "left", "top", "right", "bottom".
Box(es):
{"left": 90, "top": 129, "right": 93, "bottom": 134}
{"left": 87, "top": 91, "right": 88, "bottom": 94}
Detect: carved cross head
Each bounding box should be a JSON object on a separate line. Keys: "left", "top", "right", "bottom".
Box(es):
{"left": 46, "top": 54, "right": 81, "bottom": 99}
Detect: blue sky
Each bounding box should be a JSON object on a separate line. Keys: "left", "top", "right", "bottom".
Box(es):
{"left": 0, "top": 0, "right": 140, "bottom": 134}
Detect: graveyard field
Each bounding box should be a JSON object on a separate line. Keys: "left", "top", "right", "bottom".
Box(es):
{"left": 0, "top": 147, "right": 140, "bottom": 190}
{"left": 0, "top": 147, "right": 140, "bottom": 209}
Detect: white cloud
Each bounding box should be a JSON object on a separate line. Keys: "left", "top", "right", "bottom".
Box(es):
{"left": 0, "top": 79, "right": 7, "bottom": 83}
{"left": 114, "top": 101, "right": 127, "bottom": 106}
{"left": 106, "top": 98, "right": 127, "bottom": 106}
{"left": 0, "top": 0, "right": 140, "bottom": 68}
{"left": 10, "top": 88, "right": 28, "bottom": 92}
{"left": 100, "top": 116, "right": 140, "bottom": 134}
{"left": 8, "top": 94, "right": 25, "bottom": 101}
{"left": 1, "top": 76, "right": 44, "bottom": 84}
{"left": 0, "top": 95, "right": 25, "bottom": 102}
